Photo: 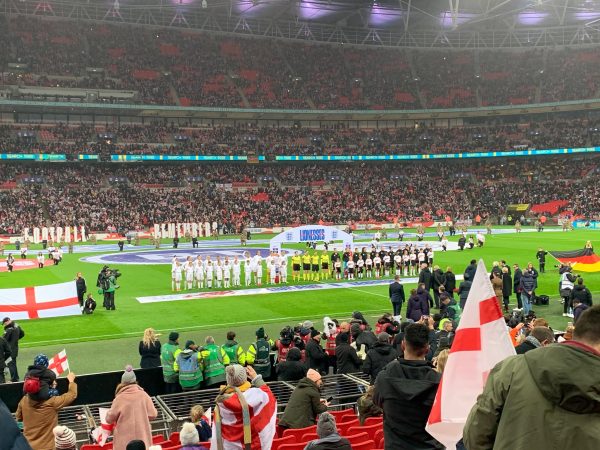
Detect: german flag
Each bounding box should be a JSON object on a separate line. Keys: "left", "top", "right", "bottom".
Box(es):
{"left": 549, "top": 248, "right": 600, "bottom": 272}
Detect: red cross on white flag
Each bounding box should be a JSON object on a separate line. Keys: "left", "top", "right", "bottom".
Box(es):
{"left": 48, "top": 349, "right": 69, "bottom": 376}
{"left": 0, "top": 281, "right": 80, "bottom": 320}
{"left": 426, "top": 259, "right": 516, "bottom": 449}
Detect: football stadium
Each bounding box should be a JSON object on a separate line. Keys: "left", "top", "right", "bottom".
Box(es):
{"left": 1, "top": 1, "right": 600, "bottom": 449}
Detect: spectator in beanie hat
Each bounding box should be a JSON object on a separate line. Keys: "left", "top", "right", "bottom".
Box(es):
{"left": 53, "top": 425, "right": 77, "bottom": 450}
{"left": 179, "top": 422, "right": 208, "bottom": 450}
{"left": 22, "top": 354, "right": 58, "bottom": 401}
{"left": 105, "top": 365, "right": 157, "bottom": 450}
{"left": 304, "top": 412, "right": 352, "bottom": 450}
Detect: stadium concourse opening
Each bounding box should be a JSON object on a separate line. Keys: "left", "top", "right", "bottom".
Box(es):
{"left": 268, "top": 225, "right": 354, "bottom": 254}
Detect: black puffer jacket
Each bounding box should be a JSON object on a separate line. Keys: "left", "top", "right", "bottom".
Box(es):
{"left": 373, "top": 359, "right": 443, "bottom": 450}
{"left": 0, "top": 399, "right": 32, "bottom": 450}
{"left": 571, "top": 284, "right": 593, "bottom": 306}
{"left": 276, "top": 348, "right": 307, "bottom": 382}
{"left": 363, "top": 342, "right": 398, "bottom": 383}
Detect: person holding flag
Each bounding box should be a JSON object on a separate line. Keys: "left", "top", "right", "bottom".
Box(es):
{"left": 424, "top": 259, "right": 517, "bottom": 450}
{"left": 16, "top": 368, "right": 77, "bottom": 450}
{"left": 464, "top": 305, "right": 600, "bottom": 449}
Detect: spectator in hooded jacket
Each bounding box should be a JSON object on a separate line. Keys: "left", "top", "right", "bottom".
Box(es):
{"left": 373, "top": 323, "right": 443, "bottom": 450}
{"left": 335, "top": 332, "right": 362, "bottom": 374}
{"left": 363, "top": 332, "right": 398, "bottom": 384}
{"left": 276, "top": 347, "right": 307, "bottom": 381}
{"left": 571, "top": 277, "right": 593, "bottom": 307}
{"left": 407, "top": 288, "right": 430, "bottom": 322}
{"left": 306, "top": 330, "right": 329, "bottom": 375}
{"left": 458, "top": 272, "right": 473, "bottom": 309}
{"left": 573, "top": 298, "right": 590, "bottom": 324}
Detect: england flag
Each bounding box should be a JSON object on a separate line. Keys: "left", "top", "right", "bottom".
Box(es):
{"left": 0, "top": 281, "right": 80, "bottom": 320}
{"left": 426, "top": 259, "right": 516, "bottom": 449}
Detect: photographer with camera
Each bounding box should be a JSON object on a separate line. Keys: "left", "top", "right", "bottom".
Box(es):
{"left": 559, "top": 264, "right": 578, "bottom": 318}
{"left": 96, "top": 265, "right": 121, "bottom": 310}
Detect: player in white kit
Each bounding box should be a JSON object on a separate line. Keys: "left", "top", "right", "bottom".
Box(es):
{"left": 232, "top": 257, "right": 241, "bottom": 286}
{"left": 394, "top": 253, "right": 402, "bottom": 276}
{"left": 365, "top": 256, "right": 373, "bottom": 278}
{"left": 37, "top": 252, "right": 45, "bottom": 268}
{"left": 205, "top": 261, "right": 214, "bottom": 288}
{"left": 194, "top": 256, "right": 205, "bottom": 289}
{"left": 373, "top": 255, "right": 382, "bottom": 278}
{"left": 184, "top": 257, "right": 195, "bottom": 290}
{"left": 172, "top": 261, "right": 183, "bottom": 292}
{"left": 334, "top": 260, "right": 342, "bottom": 280}
{"left": 280, "top": 253, "right": 288, "bottom": 283}
{"left": 244, "top": 252, "right": 253, "bottom": 286}
{"left": 215, "top": 261, "right": 223, "bottom": 288}
{"left": 383, "top": 253, "right": 391, "bottom": 277}
{"left": 223, "top": 259, "right": 231, "bottom": 288}
{"left": 269, "top": 260, "right": 277, "bottom": 284}
{"left": 356, "top": 257, "right": 364, "bottom": 278}
{"left": 402, "top": 252, "right": 410, "bottom": 276}
{"left": 171, "top": 256, "right": 179, "bottom": 291}
{"left": 347, "top": 259, "right": 355, "bottom": 280}
{"left": 253, "top": 251, "right": 263, "bottom": 286}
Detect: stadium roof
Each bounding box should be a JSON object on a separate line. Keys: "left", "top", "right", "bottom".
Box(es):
{"left": 5, "top": 0, "right": 600, "bottom": 48}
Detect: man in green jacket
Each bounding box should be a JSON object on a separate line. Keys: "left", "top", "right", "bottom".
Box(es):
{"left": 161, "top": 331, "right": 182, "bottom": 394}
{"left": 175, "top": 340, "right": 205, "bottom": 391}
{"left": 223, "top": 331, "right": 246, "bottom": 366}
{"left": 464, "top": 305, "right": 600, "bottom": 450}
{"left": 279, "top": 369, "right": 329, "bottom": 429}
{"left": 200, "top": 336, "right": 230, "bottom": 388}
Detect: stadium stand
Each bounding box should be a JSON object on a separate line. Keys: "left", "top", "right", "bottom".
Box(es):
{"left": 3, "top": 16, "right": 600, "bottom": 110}
{"left": 0, "top": 118, "right": 598, "bottom": 156}
{"left": 0, "top": 155, "right": 598, "bottom": 234}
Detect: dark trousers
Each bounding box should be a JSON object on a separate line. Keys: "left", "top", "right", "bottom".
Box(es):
{"left": 105, "top": 292, "right": 115, "bottom": 310}
{"left": 563, "top": 296, "right": 572, "bottom": 314}
{"left": 539, "top": 263, "right": 545, "bottom": 273}
{"left": 7, "top": 359, "right": 19, "bottom": 382}
{"left": 502, "top": 295, "right": 510, "bottom": 309}
{"left": 433, "top": 290, "right": 440, "bottom": 308}
{"left": 164, "top": 382, "right": 180, "bottom": 394}
{"left": 391, "top": 301, "right": 402, "bottom": 316}
{"left": 515, "top": 290, "right": 523, "bottom": 308}
{"left": 77, "top": 291, "right": 85, "bottom": 307}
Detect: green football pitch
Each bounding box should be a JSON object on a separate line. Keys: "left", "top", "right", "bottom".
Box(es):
{"left": 1, "top": 227, "right": 598, "bottom": 376}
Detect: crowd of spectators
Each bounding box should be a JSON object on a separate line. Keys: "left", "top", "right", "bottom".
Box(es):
{"left": 4, "top": 16, "right": 600, "bottom": 109}
{"left": 0, "top": 154, "right": 597, "bottom": 234}
{"left": 1, "top": 118, "right": 600, "bottom": 156}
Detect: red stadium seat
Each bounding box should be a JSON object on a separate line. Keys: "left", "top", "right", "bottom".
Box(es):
{"left": 363, "top": 416, "right": 383, "bottom": 426}
{"left": 329, "top": 408, "right": 356, "bottom": 421}
{"left": 271, "top": 435, "right": 295, "bottom": 450}
{"left": 278, "top": 443, "right": 310, "bottom": 450}
{"left": 349, "top": 422, "right": 382, "bottom": 441}
{"left": 351, "top": 440, "right": 376, "bottom": 450}
{"left": 300, "top": 432, "right": 318, "bottom": 442}
{"left": 199, "top": 441, "right": 211, "bottom": 449}
{"left": 374, "top": 428, "right": 384, "bottom": 447}
{"left": 282, "top": 425, "right": 317, "bottom": 440}
{"left": 168, "top": 431, "right": 180, "bottom": 444}
{"left": 337, "top": 418, "right": 360, "bottom": 436}
{"left": 344, "top": 432, "right": 370, "bottom": 445}
{"left": 152, "top": 434, "right": 168, "bottom": 444}
{"left": 81, "top": 445, "right": 113, "bottom": 450}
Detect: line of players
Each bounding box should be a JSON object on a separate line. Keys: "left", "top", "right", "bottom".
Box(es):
{"left": 170, "top": 242, "right": 439, "bottom": 291}
{"left": 295, "top": 244, "right": 439, "bottom": 281}
{"left": 170, "top": 251, "right": 288, "bottom": 292}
